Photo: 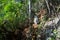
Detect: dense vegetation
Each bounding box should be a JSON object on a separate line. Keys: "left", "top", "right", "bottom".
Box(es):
{"left": 0, "top": 0, "right": 60, "bottom": 40}
{"left": 0, "top": 0, "right": 29, "bottom": 40}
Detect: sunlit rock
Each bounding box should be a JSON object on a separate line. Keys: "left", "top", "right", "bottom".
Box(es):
{"left": 44, "top": 17, "right": 60, "bottom": 27}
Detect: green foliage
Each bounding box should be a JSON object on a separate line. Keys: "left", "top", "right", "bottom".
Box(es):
{"left": 0, "top": 0, "right": 28, "bottom": 31}
{"left": 0, "top": 0, "right": 60, "bottom": 40}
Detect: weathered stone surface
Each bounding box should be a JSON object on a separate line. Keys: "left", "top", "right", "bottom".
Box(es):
{"left": 44, "top": 17, "right": 59, "bottom": 27}
{"left": 44, "top": 16, "right": 60, "bottom": 40}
